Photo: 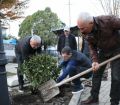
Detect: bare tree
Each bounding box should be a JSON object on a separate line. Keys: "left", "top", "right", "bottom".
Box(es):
{"left": 0, "top": 0, "right": 29, "bottom": 20}
{"left": 98, "top": 0, "right": 120, "bottom": 17}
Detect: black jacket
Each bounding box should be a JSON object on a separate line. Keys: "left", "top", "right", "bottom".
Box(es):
{"left": 81, "top": 38, "right": 90, "bottom": 58}
{"left": 71, "top": 50, "right": 92, "bottom": 68}
{"left": 15, "top": 36, "right": 42, "bottom": 63}
{"left": 57, "top": 34, "right": 77, "bottom": 53}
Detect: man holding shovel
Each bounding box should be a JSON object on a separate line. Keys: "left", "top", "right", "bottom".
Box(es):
{"left": 77, "top": 12, "right": 120, "bottom": 105}
{"left": 57, "top": 46, "right": 92, "bottom": 94}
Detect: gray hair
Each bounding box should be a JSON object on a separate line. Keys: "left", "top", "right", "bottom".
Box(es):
{"left": 30, "top": 35, "right": 41, "bottom": 43}
{"left": 78, "top": 12, "right": 93, "bottom": 23}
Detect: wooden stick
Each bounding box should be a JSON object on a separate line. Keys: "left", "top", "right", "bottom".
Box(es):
{"left": 52, "top": 54, "right": 120, "bottom": 88}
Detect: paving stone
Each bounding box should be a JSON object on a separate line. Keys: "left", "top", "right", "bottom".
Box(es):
{"left": 69, "top": 91, "right": 83, "bottom": 105}
{"left": 7, "top": 75, "right": 19, "bottom": 87}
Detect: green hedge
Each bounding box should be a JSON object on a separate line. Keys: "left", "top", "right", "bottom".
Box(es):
{"left": 21, "top": 54, "right": 60, "bottom": 89}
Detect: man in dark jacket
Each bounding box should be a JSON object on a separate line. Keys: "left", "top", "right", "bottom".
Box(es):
{"left": 57, "top": 47, "right": 92, "bottom": 94}
{"left": 15, "top": 35, "right": 42, "bottom": 91}
{"left": 77, "top": 12, "right": 120, "bottom": 105}
{"left": 57, "top": 26, "right": 77, "bottom": 54}
{"left": 81, "top": 37, "right": 91, "bottom": 58}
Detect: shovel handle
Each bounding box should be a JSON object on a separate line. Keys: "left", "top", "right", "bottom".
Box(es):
{"left": 53, "top": 54, "right": 120, "bottom": 88}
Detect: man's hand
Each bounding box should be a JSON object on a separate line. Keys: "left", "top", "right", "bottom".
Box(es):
{"left": 92, "top": 62, "right": 100, "bottom": 72}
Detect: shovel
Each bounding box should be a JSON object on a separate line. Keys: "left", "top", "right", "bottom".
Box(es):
{"left": 39, "top": 54, "right": 120, "bottom": 102}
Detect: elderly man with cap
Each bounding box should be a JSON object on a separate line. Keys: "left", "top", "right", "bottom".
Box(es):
{"left": 15, "top": 35, "right": 42, "bottom": 92}
{"left": 77, "top": 12, "right": 120, "bottom": 105}
{"left": 57, "top": 26, "right": 77, "bottom": 54}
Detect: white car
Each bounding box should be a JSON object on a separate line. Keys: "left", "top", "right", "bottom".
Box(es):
{"left": 46, "top": 46, "right": 58, "bottom": 57}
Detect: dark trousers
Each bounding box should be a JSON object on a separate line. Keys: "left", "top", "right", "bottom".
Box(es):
{"left": 15, "top": 52, "right": 24, "bottom": 88}
{"left": 17, "top": 65, "right": 24, "bottom": 88}
{"left": 91, "top": 50, "right": 120, "bottom": 104}
{"left": 68, "top": 66, "right": 92, "bottom": 88}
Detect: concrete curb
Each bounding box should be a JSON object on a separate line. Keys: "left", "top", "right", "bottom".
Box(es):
{"left": 69, "top": 91, "right": 83, "bottom": 105}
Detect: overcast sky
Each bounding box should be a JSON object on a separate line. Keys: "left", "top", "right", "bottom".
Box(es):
{"left": 9, "top": 0, "right": 105, "bottom": 37}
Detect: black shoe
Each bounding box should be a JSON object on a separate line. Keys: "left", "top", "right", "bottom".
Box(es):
{"left": 18, "top": 85, "right": 24, "bottom": 93}
{"left": 19, "top": 85, "right": 24, "bottom": 90}
{"left": 72, "top": 84, "right": 84, "bottom": 94}
{"left": 111, "top": 102, "right": 119, "bottom": 105}
{"left": 111, "top": 104, "right": 118, "bottom": 105}
{"left": 81, "top": 96, "right": 99, "bottom": 104}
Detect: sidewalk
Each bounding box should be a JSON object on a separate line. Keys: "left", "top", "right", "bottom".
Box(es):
{"left": 6, "top": 63, "right": 17, "bottom": 74}
{"left": 79, "top": 69, "right": 120, "bottom": 105}
{"left": 6, "top": 63, "right": 18, "bottom": 88}
{"left": 6, "top": 63, "right": 29, "bottom": 88}
{"left": 6, "top": 63, "right": 120, "bottom": 105}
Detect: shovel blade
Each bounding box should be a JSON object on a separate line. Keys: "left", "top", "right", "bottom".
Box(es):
{"left": 39, "top": 79, "right": 60, "bottom": 102}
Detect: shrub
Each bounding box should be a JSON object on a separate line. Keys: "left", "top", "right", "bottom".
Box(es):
{"left": 21, "top": 54, "right": 60, "bottom": 89}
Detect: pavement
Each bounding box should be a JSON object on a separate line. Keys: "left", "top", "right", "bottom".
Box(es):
{"left": 6, "top": 63, "right": 17, "bottom": 74}
{"left": 6, "top": 63, "right": 120, "bottom": 105}
{"left": 6, "top": 63, "right": 18, "bottom": 88}
{"left": 4, "top": 47, "right": 16, "bottom": 63}
{"left": 6, "top": 63, "right": 29, "bottom": 89}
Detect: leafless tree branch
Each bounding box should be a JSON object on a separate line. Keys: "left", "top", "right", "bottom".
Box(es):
{"left": 98, "top": 0, "right": 120, "bottom": 17}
